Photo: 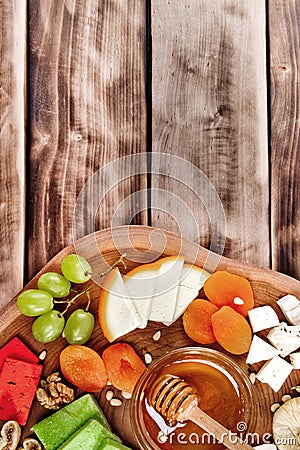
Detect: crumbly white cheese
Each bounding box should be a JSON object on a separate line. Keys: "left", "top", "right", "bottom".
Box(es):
{"left": 289, "top": 352, "right": 300, "bottom": 369}
{"left": 246, "top": 335, "right": 279, "bottom": 365}
{"left": 248, "top": 306, "right": 280, "bottom": 333}
{"left": 267, "top": 323, "right": 300, "bottom": 357}
{"left": 256, "top": 355, "right": 293, "bottom": 392}
{"left": 277, "top": 294, "right": 300, "bottom": 326}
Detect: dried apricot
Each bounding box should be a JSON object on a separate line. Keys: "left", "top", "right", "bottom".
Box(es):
{"left": 183, "top": 299, "right": 219, "bottom": 344}
{"left": 203, "top": 271, "right": 254, "bottom": 316}
{"left": 102, "top": 343, "right": 146, "bottom": 393}
{"left": 211, "top": 306, "right": 252, "bottom": 355}
{"left": 60, "top": 345, "right": 107, "bottom": 392}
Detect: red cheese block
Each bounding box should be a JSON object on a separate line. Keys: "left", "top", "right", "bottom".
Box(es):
{"left": 0, "top": 357, "right": 43, "bottom": 425}
{"left": 0, "top": 337, "right": 39, "bottom": 370}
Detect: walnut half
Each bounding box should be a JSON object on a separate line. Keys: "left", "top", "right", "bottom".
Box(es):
{"left": 36, "top": 372, "right": 74, "bottom": 410}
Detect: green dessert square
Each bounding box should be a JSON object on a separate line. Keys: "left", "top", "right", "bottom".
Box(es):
{"left": 64, "top": 393, "right": 111, "bottom": 430}
{"left": 32, "top": 394, "right": 113, "bottom": 450}
{"left": 57, "top": 419, "right": 120, "bottom": 450}
{"left": 98, "top": 438, "right": 132, "bottom": 450}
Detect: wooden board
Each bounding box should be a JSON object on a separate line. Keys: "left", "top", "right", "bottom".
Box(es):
{"left": 0, "top": 0, "right": 26, "bottom": 307}
{"left": 1, "top": 226, "right": 300, "bottom": 447}
{"left": 150, "top": 0, "right": 270, "bottom": 267}
{"left": 28, "top": 0, "right": 147, "bottom": 279}
{"left": 269, "top": 0, "right": 300, "bottom": 279}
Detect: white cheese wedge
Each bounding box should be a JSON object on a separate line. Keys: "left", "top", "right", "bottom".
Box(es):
{"left": 98, "top": 268, "right": 142, "bottom": 342}
{"left": 179, "top": 264, "right": 210, "bottom": 290}
{"left": 248, "top": 306, "right": 280, "bottom": 333}
{"left": 289, "top": 352, "right": 300, "bottom": 369}
{"left": 168, "top": 264, "right": 211, "bottom": 324}
{"left": 149, "top": 256, "right": 184, "bottom": 324}
{"left": 123, "top": 262, "right": 160, "bottom": 329}
{"left": 277, "top": 294, "right": 300, "bottom": 325}
{"left": 246, "top": 335, "right": 279, "bottom": 365}
{"left": 267, "top": 323, "right": 300, "bottom": 357}
{"left": 256, "top": 355, "right": 293, "bottom": 392}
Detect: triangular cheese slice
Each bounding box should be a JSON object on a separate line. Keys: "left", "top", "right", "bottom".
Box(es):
{"left": 246, "top": 335, "right": 279, "bottom": 365}
{"left": 170, "top": 264, "right": 211, "bottom": 324}
{"left": 149, "top": 256, "right": 185, "bottom": 324}
{"left": 123, "top": 261, "right": 160, "bottom": 329}
{"left": 98, "top": 268, "right": 141, "bottom": 342}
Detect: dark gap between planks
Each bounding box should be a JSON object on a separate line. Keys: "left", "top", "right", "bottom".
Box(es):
{"left": 146, "top": 0, "right": 152, "bottom": 227}
{"left": 265, "top": 0, "right": 273, "bottom": 270}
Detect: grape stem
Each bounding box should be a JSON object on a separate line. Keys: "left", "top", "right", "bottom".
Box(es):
{"left": 85, "top": 290, "right": 91, "bottom": 311}
{"left": 59, "top": 291, "right": 85, "bottom": 316}
{"left": 56, "top": 253, "right": 127, "bottom": 315}
{"left": 100, "top": 253, "right": 127, "bottom": 276}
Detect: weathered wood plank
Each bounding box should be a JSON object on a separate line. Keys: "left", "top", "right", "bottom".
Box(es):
{"left": 151, "top": 0, "right": 269, "bottom": 267}
{"left": 0, "top": 1, "right": 26, "bottom": 307}
{"left": 269, "top": 0, "right": 300, "bottom": 279}
{"left": 28, "top": 0, "right": 147, "bottom": 279}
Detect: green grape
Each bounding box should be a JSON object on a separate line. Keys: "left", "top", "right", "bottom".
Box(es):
{"left": 64, "top": 309, "right": 95, "bottom": 344}
{"left": 32, "top": 310, "right": 65, "bottom": 343}
{"left": 38, "top": 272, "right": 71, "bottom": 298}
{"left": 17, "top": 289, "right": 53, "bottom": 316}
{"left": 61, "top": 254, "right": 92, "bottom": 283}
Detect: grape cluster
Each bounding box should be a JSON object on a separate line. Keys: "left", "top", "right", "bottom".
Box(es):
{"left": 17, "top": 254, "right": 95, "bottom": 345}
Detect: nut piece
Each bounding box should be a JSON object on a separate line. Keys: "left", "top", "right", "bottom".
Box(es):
{"left": 20, "top": 438, "right": 42, "bottom": 450}
{"left": 0, "top": 420, "right": 21, "bottom": 450}
{"left": 144, "top": 353, "right": 152, "bottom": 365}
{"left": 36, "top": 372, "right": 74, "bottom": 410}
{"left": 121, "top": 391, "right": 132, "bottom": 399}
{"left": 46, "top": 372, "right": 61, "bottom": 383}
{"left": 152, "top": 330, "right": 161, "bottom": 342}
{"left": 270, "top": 403, "right": 281, "bottom": 413}
{"left": 249, "top": 373, "right": 256, "bottom": 384}
{"left": 106, "top": 390, "right": 114, "bottom": 402}
{"left": 38, "top": 350, "right": 47, "bottom": 361}
{"left": 281, "top": 394, "right": 292, "bottom": 403}
{"left": 110, "top": 398, "right": 122, "bottom": 407}
{"left": 233, "top": 297, "right": 245, "bottom": 306}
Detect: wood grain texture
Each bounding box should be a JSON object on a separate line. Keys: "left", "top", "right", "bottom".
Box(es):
{"left": 0, "top": 1, "right": 26, "bottom": 307}
{"left": 1, "top": 226, "right": 299, "bottom": 444}
{"left": 151, "top": 0, "right": 270, "bottom": 267}
{"left": 269, "top": 0, "right": 300, "bottom": 279}
{"left": 28, "top": 0, "right": 147, "bottom": 280}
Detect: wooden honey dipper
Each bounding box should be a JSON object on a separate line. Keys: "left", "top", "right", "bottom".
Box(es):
{"left": 149, "top": 374, "right": 254, "bottom": 450}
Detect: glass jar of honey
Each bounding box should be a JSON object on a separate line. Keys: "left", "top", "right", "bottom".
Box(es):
{"left": 131, "top": 347, "right": 256, "bottom": 450}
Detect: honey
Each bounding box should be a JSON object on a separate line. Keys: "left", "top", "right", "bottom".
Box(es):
{"left": 143, "top": 359, "right": 243, "bottom": 450}
{"left": 132, "top": 348, "right": 255, "bottom": 450}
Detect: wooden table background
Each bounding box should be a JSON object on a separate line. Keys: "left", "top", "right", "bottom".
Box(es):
{"left": 0, "top": 0, "right": 299, "bottom": 311}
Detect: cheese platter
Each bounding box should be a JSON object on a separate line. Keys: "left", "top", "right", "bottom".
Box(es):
{"left": 1, "top": 225, "right": 300, "bottom": 449}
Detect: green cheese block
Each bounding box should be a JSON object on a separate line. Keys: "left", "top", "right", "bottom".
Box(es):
{"left": 32, "top": 394, "right": 113, "bottom": 450}
{"left": 57, "top": 419, "right": 120, "bottom": 450}
{"left": 98, "top": 438, "right": 132, "bottom": 450}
